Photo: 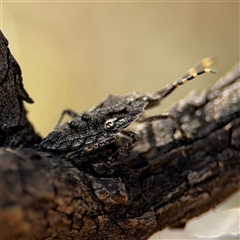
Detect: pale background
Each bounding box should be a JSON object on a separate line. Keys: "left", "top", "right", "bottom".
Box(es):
{"left": 1, "top": 1, "right": 239, "bottom": 239}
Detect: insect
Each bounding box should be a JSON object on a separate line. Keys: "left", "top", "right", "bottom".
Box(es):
{"left": 41, "top": 57, "right": 216, "bottom": 160}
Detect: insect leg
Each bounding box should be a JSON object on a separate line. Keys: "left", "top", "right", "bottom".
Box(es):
{"left": 67, "top": 134, "right": 118, "bottom": 160}
{"left": 138, "top": 112, "right": 189, "bottom": 139}
{"left": 137, "top": 113, "right": 170, "bottom": 122}
{"left": 108, "top": 131, "right": 139, "bottom": 161}
{"left": 55, "top": 109, "right": 78, "bottom": 128}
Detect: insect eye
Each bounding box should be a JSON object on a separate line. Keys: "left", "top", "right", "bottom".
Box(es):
{"left": 81, "top": 113, "right": 90, "bottom": 120}
{"left": 68, "top": 120, "right": 80, "bottom": 129}
{"left": 104, "top": 118, "right": 117, "bottom": 130}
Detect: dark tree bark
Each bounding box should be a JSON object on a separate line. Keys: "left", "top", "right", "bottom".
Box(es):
{"left": 0, "top": 30, "right": 239, "bottom": 240}
{"left": 0, "top": 30, "right": 41, "bottom": 148}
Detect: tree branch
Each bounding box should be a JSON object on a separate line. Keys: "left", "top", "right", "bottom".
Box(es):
{"left": 0, "top": 30, "right": 239, "bottom": 240}
{"left": 0, "top": 30, "right": 41, "bottom": 148}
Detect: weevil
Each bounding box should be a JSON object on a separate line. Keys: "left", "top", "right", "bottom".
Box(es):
{"left": 41, "top": 58, "right": 216, "bottom": 160}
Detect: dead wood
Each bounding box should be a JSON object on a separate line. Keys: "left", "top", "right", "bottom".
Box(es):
{"left": 0, "top": 30, "right": 41, "bottom": 148}
{"left": 0, "top": 30, "right": 239, "bottom": 240}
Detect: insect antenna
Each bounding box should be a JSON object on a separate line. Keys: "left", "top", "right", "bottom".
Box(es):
{"left": 153, "top": 57, "right": 217, "bottom": 101}
{"left": 180, "top": 56, "right": 218, "bottom": 79}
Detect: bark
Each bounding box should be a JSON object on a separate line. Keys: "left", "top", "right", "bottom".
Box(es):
{"left": 0, "top": 30, "right": 240, "bottom": 240}
{"left": 0, "top": 30, "right": 41, "bottom": 148}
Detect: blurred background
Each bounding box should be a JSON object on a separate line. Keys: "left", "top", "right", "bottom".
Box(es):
{"left": 1, "top": 1, "right": 239, "bottom": 239}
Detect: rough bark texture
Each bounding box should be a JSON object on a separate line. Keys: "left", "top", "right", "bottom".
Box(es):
{"left": 0, "top": 30, "right": 41, "bottom": 148}
{"left": 0, "top": 30, "right": 240, "bottom": 240}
